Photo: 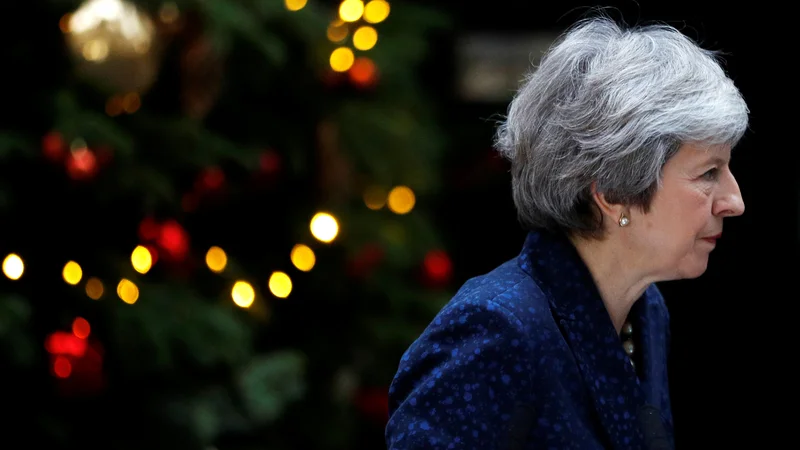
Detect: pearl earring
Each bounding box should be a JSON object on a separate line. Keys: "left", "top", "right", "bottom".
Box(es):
{"left": 618, "top": 214, "right": 630, "bottom": 227}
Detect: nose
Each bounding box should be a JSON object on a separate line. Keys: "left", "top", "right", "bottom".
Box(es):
{"left": 713, "top": 168, "right": 745, "bottom": 218}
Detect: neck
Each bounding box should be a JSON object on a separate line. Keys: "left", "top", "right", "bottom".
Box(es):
{"left": 568, "top": 233, "right": 653, "bottom": 335}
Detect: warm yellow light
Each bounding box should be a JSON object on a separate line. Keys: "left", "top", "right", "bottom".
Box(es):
{"left": 364, "top": 0, "right": 390, "bottom": 23}
{"left": 131, "top": 245, "right": 152, "bottom": 274}
{"left": 63, "top": 261, "right": 83, "bottom": 285}
{"left": 268, "top": 271, "right": 293, "bottom": 298}
{"left": 339, "top": 0, "right": 364, "bottom": 22}
{"left": 85, "top": 277, "right": 104, "bottom": 300}
{"left": 310, "top": 212, "right": 339, "bottom": 243}
{"left": 387, "top": 185, "right": 416, "bottom": 214}
{"left": 330, "top": 47, "right": 355, "bottom": 72}
{"left": 327, "top": 19, "right": 348, "bottom": 42}
{"left": 117, "top": 278, "right": 139, "bottom": 304}
{"left": 290, "top": 244, "right": 316, "bottom": 272}
{"left": 363, "top": 185, "right": 386, "bottom": 210}
{"left": 353, "top": 26, "right": 378, "bottom": 51}
{"left": 205, "top": 246, "right": 227, "bottom": 273}
{"left": 284, "top": 0, "right": 307, "bottom": 11}
{"left": 2, "top": 254, "right": 24, "bottom": 280}
{"left": 231, "top": 281, "right": 255, "bottom": 308}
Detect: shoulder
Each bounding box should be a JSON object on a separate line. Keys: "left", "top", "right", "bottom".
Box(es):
{"left": 392, "top": 258, "right": 560, "bottom": 384}
{"left": 386, "top": 259, "right": 566, "bottom": 448}
{"left": 445, "top": 258, "right": 556, "bottom": 330}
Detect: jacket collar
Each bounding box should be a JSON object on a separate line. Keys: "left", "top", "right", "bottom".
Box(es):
{"left": 517, "top": 230, "right": 671, "bottom": 450}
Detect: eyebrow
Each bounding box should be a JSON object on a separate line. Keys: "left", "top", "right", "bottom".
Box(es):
{"left": 702, "top": 156, "right": 729, "bottom": 167}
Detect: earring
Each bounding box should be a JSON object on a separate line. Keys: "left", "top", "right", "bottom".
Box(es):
{"left": 618, "top": 214, "right": 630, "bottom": 227}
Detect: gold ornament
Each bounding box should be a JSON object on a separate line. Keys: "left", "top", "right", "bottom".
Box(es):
{"left": 63, "top": 0, "right": 161, "bottom": 94}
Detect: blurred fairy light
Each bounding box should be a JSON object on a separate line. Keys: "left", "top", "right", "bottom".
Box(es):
{"left": 231, "top": 281, "right": 255, "bottom": 308}
{"left": 117, "top": 278, "right": 139, "bottom": 304}
{"left": 2, "top": 253, "right": 24, "bottom": 280}
{"left": 363, "top": 186, "right": 386, "bottom": 210}
{"left": 268, "top": 271, "right": 293, "bottom": 298}
{"left": 290, "top": 244, "right": 316, "bottom": 272}
{"left": 63, "top": 261, "right": 83, "bottom": 285}
{"left": 284, "top": 0, "right": 308, "bottom": 11}
{"left": 327, "top": 19, "right": 348, "bottom": 43}
{"left": 72, "top": 317, "right": 91, "bottom": 339}
{"left": 205, "top": 246, "right": 227, "bottom": 273}
{"left": 130, "top": 245, "right": 152, "bottom": 274}
{"left": 330, "top": 47, "right": 355, "bottom": 72}
{"left": 310, "top": 212, "right": 339, "bottom": 243}
{"left": 85, "top": 277, "right": 104, "bottom": 300}
{"left": 387, "top": 185, "right": 416, "bottom": 214}
{"left": 353, "top": 26, "right": 377, "bottom": 51}
{"left": 339, "top": 0, "right": 364, "bottom": 22}
{"left": 364, "top": 0, "right": 390, "bottom": 23}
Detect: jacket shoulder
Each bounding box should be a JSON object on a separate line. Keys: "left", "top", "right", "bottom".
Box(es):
{"left": 385, "top": 260, "right": 561, "bottom": 448}
{"left": 449, "top": 258, "right": 554, "bottom": 328}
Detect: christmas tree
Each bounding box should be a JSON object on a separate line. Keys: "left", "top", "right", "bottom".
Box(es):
{"left": 0, "top": 0, "right": 452, "bottom": 448}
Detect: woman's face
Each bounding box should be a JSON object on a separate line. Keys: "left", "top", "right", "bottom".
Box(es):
{"left": 628, "top": 143, "right": 745, "bottom": 280}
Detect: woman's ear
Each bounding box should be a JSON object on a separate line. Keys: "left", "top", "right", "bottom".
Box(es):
{"left": 590, "top": 181, "right": 626, "bottom": 223}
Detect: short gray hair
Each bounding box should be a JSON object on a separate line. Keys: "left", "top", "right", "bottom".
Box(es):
{"left": 494, "top": 16, "right": 749, "bottom": 238}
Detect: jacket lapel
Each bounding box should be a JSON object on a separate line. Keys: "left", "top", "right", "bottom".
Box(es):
{"left": 518, "top": 231, "right": 647, "bottom": 450}
{"left": 631, "top": 290, "right": 673, "bottom": 437}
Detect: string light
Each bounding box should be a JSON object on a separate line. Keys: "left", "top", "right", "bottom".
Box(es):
{"left": 363, "top": 0, "right": 390, "bottom": 23}
{"left": 290, "top": 244, "right": 315, "bottom": 272}
{"left": 63, "top": 261, "right": 83, "bottom": 285}
{"left": 387, "top": 186, "right": 416, "bottom": 214}
{"left": 131, "top": 245, "right": 152, "bottom": 274}
{"left": 2, "top": 253, "right": 24, "bottom": 280}
{"left": 205, "top": 246, "right": 228, "bottom": 273}
{"left": 330, "top": 47, "right": 355, "bottom": 72}
{"left": 284, "top": 0, "right": 307, "bottom": 11}
{"left": 363, "top": 185, "right": 386, "bottom": 210}
{"left": 268, "top": 271, "right": 293, "bottom": 298}
{"left": 117, "top": 278, "right": 139, "bottom": 304}
{"left": 85, "top": 277, "right": 104, "bottom": 300}
{"left": 352, "top": 26, "right": 378, "bottom": 51}
{"left": 327, "top": 19, "right": 348, "bottom": 42}
{"left": 231, "top": 281, "right": 255, "bottom": 308}
{"left": 339, "top": 0, "right": 364, "bottom": 22}
{"left": 310, "top": 212, "right": 339, "bottom": 243}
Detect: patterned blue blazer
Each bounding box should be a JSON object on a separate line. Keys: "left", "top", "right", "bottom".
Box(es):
{"left": 386, "top": 230, "right": 674, "bottom": 449}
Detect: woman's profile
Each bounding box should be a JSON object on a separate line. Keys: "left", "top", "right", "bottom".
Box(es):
{"left": 385, "top": 15, "right": 747, "bottom": 450}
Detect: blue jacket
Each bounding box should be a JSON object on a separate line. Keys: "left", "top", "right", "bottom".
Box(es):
{"left": 386, "top": 230, "right": 673, "bottom": 449}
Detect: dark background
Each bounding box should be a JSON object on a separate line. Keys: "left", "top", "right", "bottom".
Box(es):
{"left": 425, "top": 0, "right": 798, "bottom": 446}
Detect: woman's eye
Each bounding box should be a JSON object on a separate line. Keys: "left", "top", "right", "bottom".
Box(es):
{"left": 702, "top": 168, "right": 719, "bottom": 180}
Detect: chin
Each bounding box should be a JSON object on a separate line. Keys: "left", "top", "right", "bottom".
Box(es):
{"left": 677, "top": 258, "right": 710, "bottom": 279}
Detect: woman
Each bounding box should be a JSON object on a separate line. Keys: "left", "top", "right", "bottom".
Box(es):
{"left": 385, "top": 16, "right": 747, "bottom": 450}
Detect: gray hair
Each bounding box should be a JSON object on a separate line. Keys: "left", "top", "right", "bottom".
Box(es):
{"left": 494, "top": 16, "right": 749, "bottom": 238}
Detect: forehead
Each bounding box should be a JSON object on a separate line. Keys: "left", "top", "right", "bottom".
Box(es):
{"left": 672, "top": 142, "right": 732, "bottom": 165}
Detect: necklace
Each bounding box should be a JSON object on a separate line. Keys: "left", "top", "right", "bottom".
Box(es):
{"left": 621, "top": 321, "right": 635, "bottom": 369}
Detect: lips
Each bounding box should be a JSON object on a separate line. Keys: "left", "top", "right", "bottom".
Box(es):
{"left": 701, "top": 233, "right": 722, "bottom": 244}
